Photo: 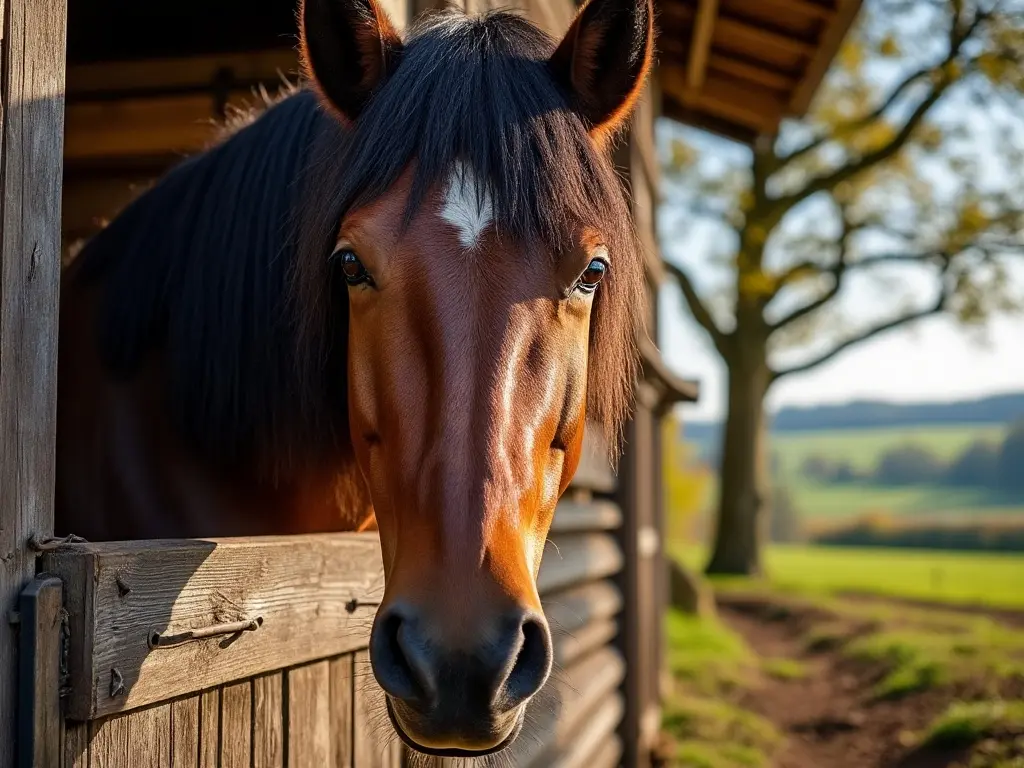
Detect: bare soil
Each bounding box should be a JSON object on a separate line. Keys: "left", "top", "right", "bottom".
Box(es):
{"left": 715, "top": 594, "right": 1024, "bottom": 768}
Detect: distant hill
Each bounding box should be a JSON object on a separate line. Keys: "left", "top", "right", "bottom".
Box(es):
{"left": 682, "top": 392, "right": 1024, "bottom": 457}
{"left": 770, "top": 392, "right": 1024, "bottom": 432}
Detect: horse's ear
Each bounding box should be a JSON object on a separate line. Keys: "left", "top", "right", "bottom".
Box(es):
{"left": 299, "top": 0, "right": 403, "bottom": 124}
{"left": 549, "top": 0, "right": 655, "bottom": 144}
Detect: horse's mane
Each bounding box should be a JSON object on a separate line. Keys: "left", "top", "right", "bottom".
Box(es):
{"left": 71, "top": 9, "right": 645, "bottom": 478}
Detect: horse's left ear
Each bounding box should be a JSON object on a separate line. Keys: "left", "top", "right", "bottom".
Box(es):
{"left": 299, "top": 0, "right": 404, "bottom": 124}
{"left": 549, "top": 0, "right": 655, "bottom": 144}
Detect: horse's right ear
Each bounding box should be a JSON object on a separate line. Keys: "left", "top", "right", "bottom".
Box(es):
{"left": 299, "top": 0, "right": 403, "bottom": 124}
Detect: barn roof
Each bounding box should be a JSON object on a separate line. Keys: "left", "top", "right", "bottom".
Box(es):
{"left": 655, "top": 0, "right": 863, "bottom": 142}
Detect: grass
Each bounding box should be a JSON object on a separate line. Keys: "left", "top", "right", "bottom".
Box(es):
{"left": 840, "top": 617, "right": 1024, "bottom": 700}
{"left": 761, "top": 657, "right": 808, "bottom": 681}
{"left": 662, "top": 609, "right": 782, "bottom": 767}
{"left": 923, "top": 700, "right": 1024, "bottom": 748}
{"left": 672, "top": 544, "right": 1024, "bottom": 611}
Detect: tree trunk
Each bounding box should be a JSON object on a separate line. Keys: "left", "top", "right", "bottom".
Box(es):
{"left": 705, "top": 343, "right": 771, "bottom": 576}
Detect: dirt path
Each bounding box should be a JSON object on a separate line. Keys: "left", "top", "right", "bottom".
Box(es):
{"left": 715, "top": 597, "right": 967, "bottom": 768}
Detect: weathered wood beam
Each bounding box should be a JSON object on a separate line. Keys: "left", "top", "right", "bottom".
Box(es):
{"left": 0, "top": 0, "right": 67, "bottom": 764}
{"left": 790, "top": 0, "right": 863, "bottom": 113}
{"left": 687, "top": 0, "right": 719, "bottom": 91}
{"left": 765, "top": 0, "right": 837, "bottom": 20}
{"left": 662, "top": 64, "right": 784, "bottom": 134}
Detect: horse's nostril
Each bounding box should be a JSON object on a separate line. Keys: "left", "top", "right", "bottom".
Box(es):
{"left": 371, "top": 607, "right": 434, "bottom": 703}
{"left": 503, "top": 615, "right": 553, "bottom": 707}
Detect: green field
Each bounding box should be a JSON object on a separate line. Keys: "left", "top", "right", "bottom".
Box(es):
{"left": 673, "top": 544, "right": 1024, "bottom": 610}
{"left": 769, "top": 423, "right": 1020, "bottom": 523}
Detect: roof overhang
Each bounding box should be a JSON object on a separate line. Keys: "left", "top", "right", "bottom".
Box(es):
{"left": 656, "top": 0, "right": 864, "bottom": 143}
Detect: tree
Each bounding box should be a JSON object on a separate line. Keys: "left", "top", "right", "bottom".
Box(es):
{"left": 661, "top": 0, "right": 1024, "bottom": 574}
{"left": 873, "top": 443, "right": 945, "bottom": 484}
{"left": 996, "top": 419, "right": 1024, "bottom": 494}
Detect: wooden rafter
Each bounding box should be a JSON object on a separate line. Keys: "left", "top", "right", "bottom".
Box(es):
{"left": 687, "top": 0, "right": 718, "bottom": 91}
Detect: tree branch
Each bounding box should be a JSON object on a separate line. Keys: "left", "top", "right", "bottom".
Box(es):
{"left": 663, "top": 260, "right": 730, "bottom": 356}
{"left": 779, "top": 65, "right": 935, "bottom": 166}
{"left": 769, "top": 6, "right": 990, "bottom": 219}
{"left": 771, "top": 292, "right": 948, "bottom": 381}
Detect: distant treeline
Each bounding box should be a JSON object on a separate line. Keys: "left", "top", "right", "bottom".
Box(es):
{"left": 813, "top": 519, "right": 1024, "bottom": 552}
{"left": 801, "top": 421, "right": 1024, "bottom": 496}
{"left": 684, "top": 391, "right": 1024, "bottom": 444}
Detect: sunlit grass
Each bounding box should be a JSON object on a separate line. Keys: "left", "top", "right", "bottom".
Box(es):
{"left": 923, "top": 700, "right": 1024, "bottom": 749}
{"left": 672, "top": 544, "right": 1024, "bottom": 610}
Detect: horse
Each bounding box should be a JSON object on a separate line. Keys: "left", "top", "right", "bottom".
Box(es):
{"left": 55, "top": 0, "right": 653, "bottom": 756}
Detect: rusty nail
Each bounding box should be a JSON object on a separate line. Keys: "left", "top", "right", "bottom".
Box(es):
{"left": 115, "top": 575, "right": 131, "bottom": 597}
{"left": 110, "top": 668, "right": 124, "bottom": 698}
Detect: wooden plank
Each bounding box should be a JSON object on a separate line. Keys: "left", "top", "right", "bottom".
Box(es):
{"left": 329, "top": 657, "right": 354, "bottom": 768}
{"left": 662, "top": 65, "right": 785, "bottom": 134}
{"left": 67, "top": 50, "right": 299, "bottom": 97}
{"left": 789, "top": 0, "right": 863, "bottom": 113}
{"left": 353, "top": 650, "right": 391, "bottom": 767}
{"left": 89, "top": 714, "right": 130, "bottom": 768}
{"left": 170, "top": 696, "right": 200, "bottom": 768}
{"left": 42, "top": 533, "right": 384, "bottom": 719}
{"left": 64, "top": 95, "right": 238, "bottom": 161}
{"left": 220, "top": 682, "right": 251, "bottom": 768}
{"left": 62, "top": 721, "right": 89, "bottom": 768}
{"left": 252, "top": 674, "right": 284, "bottom": 768}
{"left": 16, "top": 577, "right": 63, "bottom": 768}
{"left": 537, "top": 534, "right": 623, "bottom": 595}
{"left": 127, "top": 705, "right": 172, "bottom": 768}
{"left": 198, "top": 690, "right": 219, "bottom": 768}
{"left": 0, "top": 0, "right": 67, "bottom": 762}
{"left": 287, "top": 661, "right": 332, "bottom": 768}
{"left": 553, "top": 618, "right": 618, "bottom": 669}
{"left": 569, "top": 428, "right": 615, "bottom": 493}
{"left": 509, "top": 646, "right": 625, "bottom": 767}
{"left": 688, "top": 0, "right": 719, "bottom": 91}
{"left": 547, "top": 694, "right": 625, "bottom": 768}
{"left": 543, "top": 581, "right": 623, "bottom": 636}
{"left": 549, "top": 501, "right": 622, "bottom": 533}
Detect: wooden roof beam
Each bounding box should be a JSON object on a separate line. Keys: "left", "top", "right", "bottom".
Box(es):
{"left": 662, "top": 64, "right": 784, "bottom": 134}
{"left": 789, "top": 0, "right": 862, "bottom": 113}
{"left": 761, "top": 0, "right": 837, "bottom": 20}
{"left": 687, "top": 0, "right": 718, "bottom": 91}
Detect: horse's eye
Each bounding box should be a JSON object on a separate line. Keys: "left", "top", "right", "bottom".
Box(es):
{"left": 332, "top": 248, "right": 374, "bottom": 287}
{"left": 576, "top": 258, "right": 608, "bottom": 294}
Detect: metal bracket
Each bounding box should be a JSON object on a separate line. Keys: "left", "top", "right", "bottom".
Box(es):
{"left": 17, "top": 575, "right": 64, "bottom": 768}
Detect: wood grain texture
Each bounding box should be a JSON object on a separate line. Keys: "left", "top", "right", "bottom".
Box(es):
{"left": 352, "top": 650, "right": 391, "bottom": 768}
{"left": 220, "top": 682, "right": 251, "bottom": 768}
{"left": 252, "top": 674, "right": 283, "bottom": 768}
{"left": 536, "top": 533, "right": 623, "bottom": 595}
{"left": 62, "top": 721, "right": 89, "bottom": 768}
{"left": 170, "top": 696, "right": 200, "bottom": 768}
{"left": 89, "top": 713, "right": 130, "bottom": 768}
{"left": 546, "top": 694, "right": 624, "bottom": 768}
{"left": 0, "top": 0, "right": 67, "bottom": 762}
{"left": 198, "top": 690, "right": 219, "bottom": 768}
{"left": 286, "top": 661, "right": 332, "bottom": 768}
{"left": 549, "top": 501, "right": 622, "bottom": 533}
{"left": 42, "top": 533, "right": 383, "bottom": 719}
{"left": 543, "top": 581, "right": 623, "bottom": 637}
{"left": 17, "top": 577, "right": 63, "bottom": 768}
{"left": 329, "top": 656, "right": 354, "bottom": 768}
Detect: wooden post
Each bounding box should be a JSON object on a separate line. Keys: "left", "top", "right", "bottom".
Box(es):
{"left": 0, "top": 0, "right": 68, "bottom": 765}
